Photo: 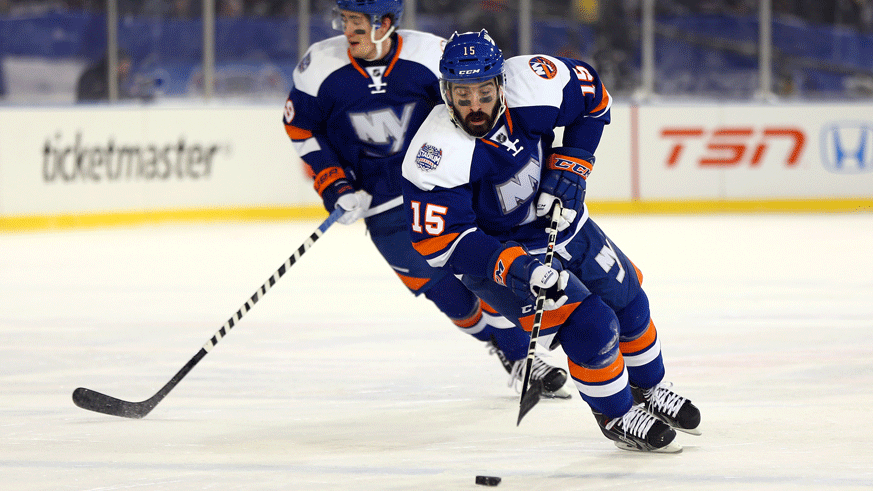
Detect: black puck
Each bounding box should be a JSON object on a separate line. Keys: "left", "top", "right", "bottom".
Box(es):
{"left": 475, "top": 475, "right": 501, "bottom": 486}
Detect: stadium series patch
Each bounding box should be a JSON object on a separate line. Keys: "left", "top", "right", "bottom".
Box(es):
{"left": 415, "top": 143, "right": 442, "bottom": 172}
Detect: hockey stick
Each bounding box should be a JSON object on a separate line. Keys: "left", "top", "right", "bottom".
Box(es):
{"left": 72, "top": 208, "right": 344, "bottom": 419}
{"left": 517, "top": 201, "right": 563, "bottom": 426}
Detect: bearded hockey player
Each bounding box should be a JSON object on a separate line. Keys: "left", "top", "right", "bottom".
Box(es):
{"left": 402, "top": 30, "right": 701, "bottom": 452}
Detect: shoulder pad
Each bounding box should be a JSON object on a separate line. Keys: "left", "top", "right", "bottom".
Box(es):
{"left": 397, "top": 30, "right": 447, "bottom": 78}
{"left": 402, "top": 106, "right": 475, "bottom": 191}
{"left": 503, "top": 54, "right": 572, "bottom": 109}
{"left": 292, "top": 35, "right": 351, "bottom": 97}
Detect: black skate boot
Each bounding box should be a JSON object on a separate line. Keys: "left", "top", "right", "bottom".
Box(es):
{"left": 593, "top": 404, "right": 681, "bottom": 453}
{"left": 631, "top": 382, "right": 701, "bottom": 435}
{"left": 488, "top": 338, "right": 571, "bottom": 399}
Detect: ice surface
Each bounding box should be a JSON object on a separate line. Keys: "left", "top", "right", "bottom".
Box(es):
{"left": 2, "top": 213, "right": 872, "bottom": 490}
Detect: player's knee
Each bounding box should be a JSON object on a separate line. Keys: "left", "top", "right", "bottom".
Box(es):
{"left": 424, "top": 274, "right": 478, "bottom": 320}
{"left": 614, "top": 290, "right": 650, "bottom": 339}
{"left": 557, "top": 294, "right": 620, "bottom": 367}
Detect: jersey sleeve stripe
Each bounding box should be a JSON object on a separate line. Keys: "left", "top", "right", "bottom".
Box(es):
{"left": 412, "top": 232, "right": 460, "bottom": 256}
{"left": 285, "top": 124, "right": 314, "bottom": 140}
{"left": 590, "top": 82, "right": 612, "bottom": 117}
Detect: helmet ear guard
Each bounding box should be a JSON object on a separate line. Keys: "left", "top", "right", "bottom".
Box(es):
{"left": 438, "top": 30, "right": 507, "bottom": 136}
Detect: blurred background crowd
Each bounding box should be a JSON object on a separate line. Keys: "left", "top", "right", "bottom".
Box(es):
{"left": 0, "top": 0, "right": 871, "bottom": 103}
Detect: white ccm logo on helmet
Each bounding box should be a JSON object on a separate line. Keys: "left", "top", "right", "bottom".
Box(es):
{"left": 458, "top": 69, "right": 481, "bottom": 75}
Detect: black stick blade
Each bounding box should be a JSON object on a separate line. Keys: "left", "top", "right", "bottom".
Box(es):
{"left": 72, "top": 387, "right": 155, "bottom": 419}
{"left": 516, "top": 380, "right": 544, "bottom": 426}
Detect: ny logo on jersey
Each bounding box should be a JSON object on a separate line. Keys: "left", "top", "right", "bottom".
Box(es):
{"left": 348, "top": 103, "right": 416, "bottom": 155}
{"left": 365, "top": 66, "right": 388, "bottom": 94}
{"left": 490, "top": 126, "right": 524, "bottom": 156}
{"left": 495, "top": 157, "right": 540, "bottom": 214}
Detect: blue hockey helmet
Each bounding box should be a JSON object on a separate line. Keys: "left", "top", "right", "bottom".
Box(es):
{"left": 335, "top": 0, "right": 404, "bottom": 27}
{"left": 439, "top": 30, "right": 506, "bottom": 137}
{"left": 439, "top": 30, "right": 505, "bottom": 85}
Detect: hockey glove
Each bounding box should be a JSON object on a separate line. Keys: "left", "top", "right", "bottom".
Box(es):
{"left": 536, "top": 147, "right": 594, "bottom": 231}
{"left": 313, "top": 166, "right": 371, "bottom": 225}
{"left": 490, "top": 242, "right": 569, "bottom": 310}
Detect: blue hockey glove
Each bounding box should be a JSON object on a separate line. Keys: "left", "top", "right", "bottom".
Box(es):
{"left": 489, "top": 242, "right": 569, "bottom": 310}
{"left": 536, "top": 147, "right": 594, "bottom": 231}
{"left": 313, "top": 166, "right": 371, "bottom": 225}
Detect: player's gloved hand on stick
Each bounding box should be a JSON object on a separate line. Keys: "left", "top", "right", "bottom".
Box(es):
{"left": 536, "top": 147, "right": 594, "bottom": 231}
{"left": 490, "top": 242, "right": 569, "bottom": 310}
{"left": 313, "top": 166, "right": 372, "bottom": 225}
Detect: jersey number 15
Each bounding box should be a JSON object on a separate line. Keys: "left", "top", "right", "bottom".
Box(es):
{"left": 409, "top": 201, "right": 447, "bottom": 236}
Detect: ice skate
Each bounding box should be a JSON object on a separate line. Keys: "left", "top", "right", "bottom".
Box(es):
{"left": 488, "top": 338, "right": 572, "bottom": 399}
{"left": 593, "top": 404, "right": 682, "bottom": 453}
{"left": 631, "top": 382, "right": 701, "bottom": 435}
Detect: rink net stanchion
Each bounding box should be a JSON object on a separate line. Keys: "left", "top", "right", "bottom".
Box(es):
{"left": 72, "top": 208, "right": 344, "bottom": 419}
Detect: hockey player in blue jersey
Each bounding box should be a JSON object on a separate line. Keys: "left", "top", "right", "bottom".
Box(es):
{"left": 282, "top": 0, "right": 571, "bottom": 398}
{"left": 401, "top": 30, "right": 701, "bottom": 452}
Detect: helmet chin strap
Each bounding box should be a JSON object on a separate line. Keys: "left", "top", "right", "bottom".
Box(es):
{"left": 365, "top": 25, "right": 396, "bottom": 61}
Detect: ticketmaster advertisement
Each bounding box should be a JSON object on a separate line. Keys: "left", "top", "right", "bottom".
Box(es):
{"left": 0, "top": 105, "right": 314, "bottom": 217}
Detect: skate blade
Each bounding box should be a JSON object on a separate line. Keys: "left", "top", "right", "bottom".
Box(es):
{"left": 675, "top": 426, "right": 702, "bottom": 436}
{"left": 541, "top": 386, "right": 573, "bottom": 399}
{"left": 614, "top": 440, "right": 683, "bottom": 454}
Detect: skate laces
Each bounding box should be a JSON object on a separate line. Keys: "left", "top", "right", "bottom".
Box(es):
{"left": 645, "top": 382, "right": 686, "bottom": 418}
{"left": 487, "top": 341, "right": 553, "bottom": 392}
{"left": 606, "top": 404, "right": 657, "bottom": 438}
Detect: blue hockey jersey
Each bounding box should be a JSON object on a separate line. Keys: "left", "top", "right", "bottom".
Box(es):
{"left": 401, "top": 54, "right": 611, "bottom": 279}
{"left": 283, "top": 30, "right": 446, "bottom": 212}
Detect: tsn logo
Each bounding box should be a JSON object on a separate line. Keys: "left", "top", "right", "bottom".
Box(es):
{"left": 660, "top": 126, "right": 806, "bottom": 167}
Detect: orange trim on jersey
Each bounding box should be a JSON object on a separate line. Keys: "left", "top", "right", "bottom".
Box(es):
{"left": 312, "top": 167, "right": 346, "bottom": 196}
{"left": 590, "top": 83, "right": 611, "bottom": 115}
{"left": 492, "top": 246, "right": 526, "bottom": 286}
{"left": 505, "top": 107, "right": 514, "bottom": 134}
{"left": 412, "top": 233, "right": 459, "bottom": 256}
{"left": 285, "top": 124, "right": 313, "bottom": 140}
{"left": 480, "top": 300, "right": 499, "bottom": 315}
{"left": 482, "top": 139, "right": 500, "bottom": 148}
{"left": 302, "top": 161, "right": 315, "bottom": 179}
{"left": 395, "top": 272, "right": 430, "bottom": 291}
{"left": 383, "top": 35, "right": 403, "bottom": 77}
{"left": 453, "top": 302, "right": 483, "bottom": 328}
{"left": 632, "top": 261, "right": 643, "bottom": 284}
{"left": 347, "top": 51, "right": 369, "bottom": 78}
{"left": 518, "top": 301, "right": 580, "bottom": 332}
{"left": 568, "top": 353, "right": 624, "bottom": 383}
{"left": 619, "top": 320, "right": 657, "bottom": 354}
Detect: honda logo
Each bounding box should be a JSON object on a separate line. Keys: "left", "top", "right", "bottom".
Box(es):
{"left": 820, "top": 122, "right": 873, "bottom": 174}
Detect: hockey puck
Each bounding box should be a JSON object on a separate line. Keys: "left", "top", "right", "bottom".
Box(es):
{"left": 475, "top": 475, "right": 501, "bottom": 486}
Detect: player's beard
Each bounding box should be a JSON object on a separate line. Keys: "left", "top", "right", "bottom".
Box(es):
{"left": 456, "top": 104, "right": 500, "bottom": 138}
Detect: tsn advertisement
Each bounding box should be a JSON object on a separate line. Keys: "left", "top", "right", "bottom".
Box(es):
{"left": 630, "top": 103, "right": 873, "bottom": 201}
{"left": 0, "top": 105, "right": 313, "bottom": 217}
{"left": 0, "top": 102, "right": 871, "bottom": 223}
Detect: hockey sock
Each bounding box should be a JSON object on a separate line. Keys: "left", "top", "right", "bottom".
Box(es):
{"left": 558, "top": 295, "right": 633, "bottom": 417}
{"left": 615, "top": 291, "right": 665, "bottom": 389}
